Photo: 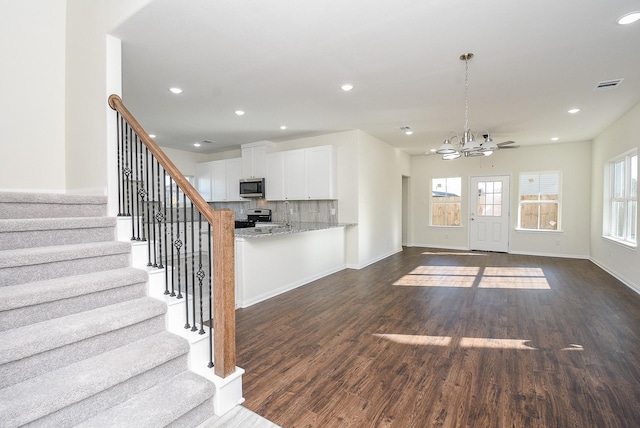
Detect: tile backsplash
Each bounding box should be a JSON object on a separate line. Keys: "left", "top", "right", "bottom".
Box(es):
{"left": 209, "top": 199, "right": 339, "bottom": 224}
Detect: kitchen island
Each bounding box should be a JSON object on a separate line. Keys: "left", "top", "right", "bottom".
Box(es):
{"left": 234, "top": 221, "right": 355, "bottom": 308}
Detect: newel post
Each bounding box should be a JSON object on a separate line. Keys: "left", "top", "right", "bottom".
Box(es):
{"left": 212, "top": 208, "right": 236, "bottom": 378}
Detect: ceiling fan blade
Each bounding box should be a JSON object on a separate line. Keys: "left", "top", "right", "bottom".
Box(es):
{"left": 498, "top": 144, "right": 520, "bottom": 149}
{"left": 497, "top": 140, "right": 516, "bottom": 147}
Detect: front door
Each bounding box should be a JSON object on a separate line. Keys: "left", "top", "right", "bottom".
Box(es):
{"left": 469, "top": 175, "right": 510, "bottom": 252}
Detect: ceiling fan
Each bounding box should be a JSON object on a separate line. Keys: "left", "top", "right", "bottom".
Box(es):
{"left": 484, "top": 135, "right": 520, "bottom": 150}
{"left": 434, "top": 53, "right": 520, "bottom": 160}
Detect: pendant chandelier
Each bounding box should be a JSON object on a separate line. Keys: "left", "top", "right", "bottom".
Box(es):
{"left": 436, "top": 53, "right": 499, "bottom": 160}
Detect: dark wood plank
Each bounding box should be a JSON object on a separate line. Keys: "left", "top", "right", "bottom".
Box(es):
{"left": 236, "top": 247, "right": 640, "bottom": 427}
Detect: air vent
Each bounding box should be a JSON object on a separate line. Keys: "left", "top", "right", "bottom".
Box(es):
{"left": 201, "top": 140, "right": 217, "bottom": 144}
{"left": 595, "top": 78, "right": 624, "bottom": 90}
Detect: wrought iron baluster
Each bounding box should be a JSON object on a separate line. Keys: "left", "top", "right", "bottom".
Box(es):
{"left": 175, "top": 187, "right": 183, "bottom": 300}
{"left": 133, "top": 132, "right": 141, "bottom": 241}
{"left": 126, "top": 125, "right": 134, "bottom": 227}
{"left": 183, "top": 191, "right": 190, "bottom": 329}
{"left": 137, "top": 137, "right": 147, "bottom": 243}
{"left": 155, "top": 159, "right": 164, "bottom": 269}
{"left": 162, "top": 170, "right": 169, "bottom": 293}
{"left": 150, "top": 152, "right": 157, "bottom": 267}
{"left": 190, "top": 202, "right": 197, "bottom": 331}
{"left": 169, "top": 177, "right": 176, "bottom": 297}
{"left": 208, "top": 222, "right": 214, "bottom": 368}
{"left": 197, "top": 211, "right": 205, "bottom": 335}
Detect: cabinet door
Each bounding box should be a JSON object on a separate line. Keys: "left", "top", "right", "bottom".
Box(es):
{"left": 265, "top": 152, "right": 285, "bottom": 200}
{"left": 196, "top": 162, "right": 213, "bottom": 201}
{"left": 284, "top": 149, "right": 307, "bottom": 200}
{"left": 306, "top": 145, "right": 336, "bottom": 199}
{"left": 225, "top": 158, "right": 243, "bottom": 201}
{"left": 211, "top": 160, "right": 227, "bottom": 202}
{"left": 242, "top": 144, "right": 271, "bottom": 178}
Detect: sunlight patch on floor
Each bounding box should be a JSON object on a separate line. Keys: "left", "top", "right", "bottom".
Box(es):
{"left": 375, "top": 334, "right": 546, "bottom": 350}
{"left": 373, "top": 334, "right": 452, "bottom": 346}
{"left": 393, "top": 266, "right": 551, "bottom": 289}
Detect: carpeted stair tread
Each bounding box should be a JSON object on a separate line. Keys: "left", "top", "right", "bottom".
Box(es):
{"left": 0, "top": 241, "right": 131, "bottom": 269}
{"left": 0, "top": 217, "right": 117, "bottom": 250}
{"left": 0, "top": 296, "right": 166, "bottom": 365}
{"left": 0, "top": 216, "right": 115, "bottom": 232}
{"left": 0, "top": 331, "right": 189, "bottom": 428}
{"left": 0, "top": 267, "right": 147, "bottom": 312}
{"left": 76, "top": 371, "right": 215, "bottom": 428}
{"left": 0, "top": 192, "right": 107, "bottom": 205}
{"left": 0, "top": 192, "right": 107, "bottom": 219}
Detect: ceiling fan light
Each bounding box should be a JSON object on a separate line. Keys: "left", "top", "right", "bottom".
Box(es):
{"left": 436, "top": 138, "right": 458, "bottom": 154}
{"left": 483, "top": 150, "right": 494, "bottom": 156}
{"left": 442, "top": 152, "right": 461, "bottom": 160}
{"left": 483, "top": 135, "right": 499, "bottom": 151}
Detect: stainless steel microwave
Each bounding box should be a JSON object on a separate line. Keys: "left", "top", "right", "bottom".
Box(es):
{"left": 239, "top": 178, "right": 265, "bottom": 198}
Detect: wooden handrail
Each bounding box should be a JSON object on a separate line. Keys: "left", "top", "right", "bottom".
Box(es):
{"left": 108, "top": 94, "right": 236, "bottom": 378}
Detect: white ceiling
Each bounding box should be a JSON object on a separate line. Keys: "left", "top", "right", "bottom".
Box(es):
{"left": 111, "top": 0, "right": 640, "bottom": 156}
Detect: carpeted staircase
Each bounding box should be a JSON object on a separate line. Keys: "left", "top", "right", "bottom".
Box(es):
{"left": 0, "top": 192, "right": 217, "bottom": 427}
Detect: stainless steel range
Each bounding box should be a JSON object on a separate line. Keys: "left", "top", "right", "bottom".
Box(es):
{"left": 234, "top": 208, "right": 271, "bottom": 229}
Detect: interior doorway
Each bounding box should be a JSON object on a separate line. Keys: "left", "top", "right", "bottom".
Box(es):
{"left": 469, "top": 175, "right": 510, "bottom": 252}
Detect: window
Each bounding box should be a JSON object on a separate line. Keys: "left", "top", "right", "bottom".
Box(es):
{"left": 476, "top": 180, "right": 503, "bottom": 217}
{"left": 431, "top": 177, "right": 462, "bottom": 226}
{"left": 518, "top": 172, "right": 560, "bottom": 230}
{"left": 605, "top": 151, "right": 637, "bottom": 246}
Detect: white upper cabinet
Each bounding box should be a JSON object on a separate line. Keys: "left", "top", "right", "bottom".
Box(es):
{"left": 306, "top": 145, "right": 336, "bottom": 200}
{"left": 265, "top": 151, "right": 285, "bottom": 200}
{"left": 265, "top": 145, "right": 336, "bottom": 200}
{"left": 196, "top": 158, "right": 244, "bottom": 202}
{"left": 196, "top": 162, "right": 213, "bottom": 201}
{"left": 241, "top": 141, "right": 274, "bottom": 179}
{"left": 284, "top": 149, "right": 307, "bottom": 200}
{"left": 225, "top": 157, "right": 242, "bottom": 201}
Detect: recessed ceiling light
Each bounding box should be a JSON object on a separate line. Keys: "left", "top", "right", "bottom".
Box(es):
{"left": 617, "top": 11, "right": 640, "bottom": 25}
{"left": 340, "top": 84, "right": 354, "bottom": 91}
{"left": 551, "top": 137, "right": 560, "bottom": 141}
{"left": 568, "top": 108, "right": 580, "bottom": 114}
{"left": 193, "top": 143, "right": 201, "bottom": 147}
{"left": 430, "top": 148, "right": 437, "bottom": 153}
{"left": 168, "top": 87, "right": 183, "bottom": 94}
{"left": 235, "top": 110, "right": 245, "bottom": 116}
{"left": 280, "top": 125, "right": 287, "bottom": 130}
{"left": 405, "top": 130, "right": 413, "bottom": 135}
{"left": 148, "top": 134, "right": 156, "bottom": 138}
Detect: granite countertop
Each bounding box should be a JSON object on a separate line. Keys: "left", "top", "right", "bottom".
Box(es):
{"left": 234, "top": 221, "right": 356, "bottom": 239}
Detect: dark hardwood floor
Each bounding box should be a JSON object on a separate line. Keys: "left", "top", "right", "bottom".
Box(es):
{"left": 236, "top": 247, "right": 640, "bottom": 427}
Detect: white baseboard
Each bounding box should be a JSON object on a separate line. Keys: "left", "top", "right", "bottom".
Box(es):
{"left": 346, "top": 247, "right": 403, "bottom": 270}
{"left": 590, "top": 257, "right": 640, "bottom": 296}
{"left": 238, "top": 264, "right": 347, "bottom": 308}
{"left": 509, "top": 250, "right": 590, "bottom": 259}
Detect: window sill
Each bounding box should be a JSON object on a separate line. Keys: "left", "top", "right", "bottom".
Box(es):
{"left": 602, "top": 235, "right": 637, "bottom": 251}
{"left": 515, "top": 228, "right": 563, "bottom": 234}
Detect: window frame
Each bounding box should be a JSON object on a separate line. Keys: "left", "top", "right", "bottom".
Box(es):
{"left": 517, "top": 171, "right": 562, "bottom": 232}
{"left": 603, "top": 150, "right": 637, "bottom": 248}
{"left": 430, "top": 176, "right": 462, "bottom": 227}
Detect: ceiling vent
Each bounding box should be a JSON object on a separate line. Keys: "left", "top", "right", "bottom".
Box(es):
{"left": 201, "top": 140, "right": 217, "bottom": 144}
{"left": 595, "top": 78, "right": 624, "bottom": 90}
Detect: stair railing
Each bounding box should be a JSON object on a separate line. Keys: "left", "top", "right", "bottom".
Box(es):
{"left": 108, "top": 94, "right": 236, "bottom": 379}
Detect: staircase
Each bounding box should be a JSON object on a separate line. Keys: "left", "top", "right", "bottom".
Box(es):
{"left": 0, "top": 192, "right": 217, "bottom": 427}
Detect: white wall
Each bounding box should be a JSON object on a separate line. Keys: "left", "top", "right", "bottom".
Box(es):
{"left": 410, "top": 140, "right": 592, "bottom": 258}
{"left": 0, "top": 0, "right": 67, "bottom": 192}
{"left": 354, "top": 131, "right": 410, "bottom": 267}
{"left": 0, "top": 0, "right": 152, "bottom": 194}
{"left": 590, "top": 102, "right": 640, "bottom": 293}
{"left": 65, "top": 0, "right": 153, "bottom": 195}
{"left": 162, "top": 147, "right": 208, "bottom": 178}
